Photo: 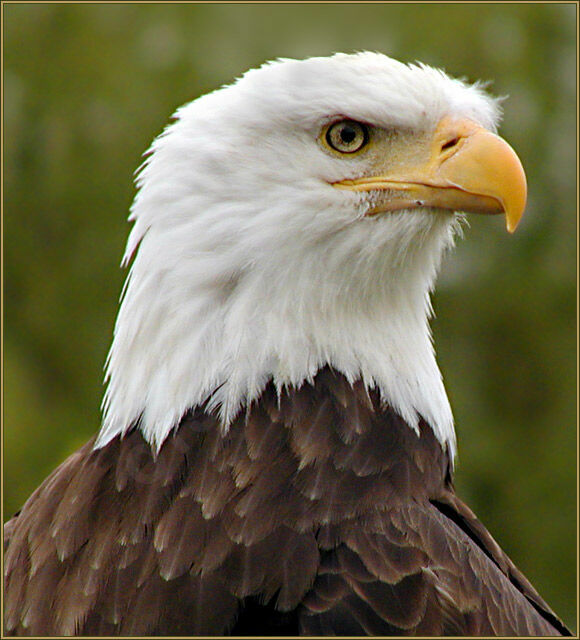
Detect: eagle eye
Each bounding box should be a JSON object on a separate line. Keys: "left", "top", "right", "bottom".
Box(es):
{"left": 325, "top": 120, "right": 369, "bottom": 154}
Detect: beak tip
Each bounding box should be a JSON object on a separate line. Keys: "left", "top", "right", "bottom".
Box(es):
{"left": 505, "top": 207, "right": 524, "bottom": 233}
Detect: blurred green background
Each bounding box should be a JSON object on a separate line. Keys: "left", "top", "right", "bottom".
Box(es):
{"left": 3, "top": 2, "right": 576, "bottom": 630}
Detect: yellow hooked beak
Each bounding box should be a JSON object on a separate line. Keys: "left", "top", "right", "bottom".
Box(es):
{"left": 333, "top": 116, "right": 527, "bottom": 233}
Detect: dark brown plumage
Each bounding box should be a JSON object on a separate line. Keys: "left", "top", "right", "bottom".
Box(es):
{"left": 3, "top": 368, "right": 570, "bottom": 636}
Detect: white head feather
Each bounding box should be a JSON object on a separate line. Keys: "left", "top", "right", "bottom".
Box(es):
{"left": 96, "top": 52, "right": 501, "bottom": 455}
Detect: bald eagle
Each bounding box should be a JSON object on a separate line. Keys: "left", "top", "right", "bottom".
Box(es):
{"left": 3, "top": 52, "right": 571, "bottom": 636}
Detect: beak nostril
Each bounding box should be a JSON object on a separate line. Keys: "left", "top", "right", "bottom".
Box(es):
{"left": 441, "top": 137, "right": 460, "bottom": 152}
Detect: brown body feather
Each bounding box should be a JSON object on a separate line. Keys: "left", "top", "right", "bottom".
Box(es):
{"left": 3, "top": 368, "right": 569, "bottom": 636}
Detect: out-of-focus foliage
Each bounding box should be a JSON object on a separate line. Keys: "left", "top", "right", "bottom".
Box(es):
{"left": 3, "top": 3, "right": 576, "bottom": 629}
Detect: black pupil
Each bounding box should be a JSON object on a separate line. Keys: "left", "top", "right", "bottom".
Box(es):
{"left": 340, "top": 125, "right": 357, "bottom": 144}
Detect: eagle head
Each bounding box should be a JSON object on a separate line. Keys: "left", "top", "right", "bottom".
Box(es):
{"left": 98, "top": 52, "right": 526, "bottom": 454}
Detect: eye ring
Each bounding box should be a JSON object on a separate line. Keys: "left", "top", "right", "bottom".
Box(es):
{"left": 325, "top": 120, "right": 369, "bottom": 154}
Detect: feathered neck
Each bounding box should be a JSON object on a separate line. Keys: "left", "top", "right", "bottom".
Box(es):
{"left": 96, "top": 199, "right": 457, "bottom": 456}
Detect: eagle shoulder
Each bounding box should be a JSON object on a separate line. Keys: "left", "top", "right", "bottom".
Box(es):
{"left": 3, "top": 369, "right": 570, "bottom": 636}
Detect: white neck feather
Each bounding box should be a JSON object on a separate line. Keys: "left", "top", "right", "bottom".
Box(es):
{"left": 97, "top": 202, "right": 457, "bottom": 456}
